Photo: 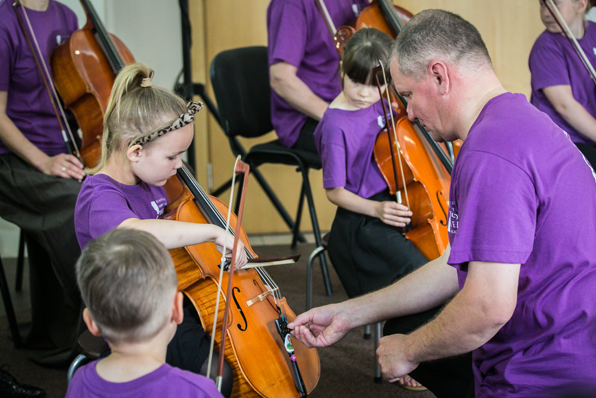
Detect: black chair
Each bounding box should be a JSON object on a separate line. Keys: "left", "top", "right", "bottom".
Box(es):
{"left": 209, "top": 46, "right": 332, "bottom": 296}
{"left": 0, "top": 252, "right": 22, "bottom": 349}
{"left": 67, "top": 329, "right": 110, "bottom": 385}
{"left": 0, "top": 228, "right": 29, "bottom": 349}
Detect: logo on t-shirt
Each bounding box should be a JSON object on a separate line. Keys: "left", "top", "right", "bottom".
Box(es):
{"left": 151, "top": 198, "right": 167, "bottom": 218}
{"left": 377, "top": 115, "right": 386, "bottom": 128}
{"left": 447, "top": 201, "right": 459, "bottom": 235}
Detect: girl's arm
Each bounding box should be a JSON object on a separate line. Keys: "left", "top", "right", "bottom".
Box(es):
{"left": 0, "top": 91, "right": 84, "bottom": 179}
{"left": 543, "top": 85, "right": 596, "bottom": 142}
{"left": 118, "top": 219, "right": 248, "bottom": 267}
{"left": 325, "top": 187, "right": 412, "bottom": 228}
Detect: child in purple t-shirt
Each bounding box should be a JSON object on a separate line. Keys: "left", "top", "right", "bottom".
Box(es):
{"left": 314, "top": 28, "right": 428, "bottom": 391}
{"left": 529, "top": 0, "right": 596, "bottom": 166}
{"left": 74, "top": 63, "right": 248, "bottom": 398}
{"left": 66, "top": 229, "right": 223, "bottom": 398}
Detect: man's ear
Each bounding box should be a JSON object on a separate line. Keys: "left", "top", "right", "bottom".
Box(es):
{"left": 172, "top": 291, "right": 184, "bottom": 325}
{"left": 83, "top": 308, "right": 102, "bottom": 337}
{"left": 127, "top": 144, "right": 143, "bottom": 163}
{"left": 429, "top": 61, "right": 449, "bottom": 95}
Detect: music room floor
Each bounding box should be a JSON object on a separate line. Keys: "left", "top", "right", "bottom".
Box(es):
{"left": 0, "top": 233, "right": 435, "bottom": 398}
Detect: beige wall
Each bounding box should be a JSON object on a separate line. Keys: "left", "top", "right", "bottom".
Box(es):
{"left": 190, "top": 0, "right": 545, "bottom": 235}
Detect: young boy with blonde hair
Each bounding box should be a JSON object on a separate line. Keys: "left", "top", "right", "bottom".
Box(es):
{"left": 66, "top": 229, "right": 223, "bottom": 397}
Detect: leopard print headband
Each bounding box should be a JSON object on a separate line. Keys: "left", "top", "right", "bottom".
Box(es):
{"left": 131, "top": 101, "right": 203, "bottom": 147}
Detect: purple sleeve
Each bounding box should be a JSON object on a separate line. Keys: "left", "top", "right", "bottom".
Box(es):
{"left": 316, "top": 122, "right": 347, "bottom": 189}
{"left": 529, "top": 34, "right": 570, "bottom": 91}
{"left": 448, "top": 151, "right": 536, "bottom": 267}
{"left": 267, "top": 1, "right": 307, "bottom": 67}
{"left": 0, "top": 18, "right": 15, "bottom": 91}
{"left": 86, "top": 188, "right": 140, "bottom": 241}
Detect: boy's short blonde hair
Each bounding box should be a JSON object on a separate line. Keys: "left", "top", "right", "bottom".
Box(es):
{"left": 76, "top": 229, "right": 178, "bottom": 344}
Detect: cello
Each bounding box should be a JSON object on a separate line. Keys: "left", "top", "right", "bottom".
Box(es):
{"left": 50, "top": 0, "right": 135, "bottom": 168}
{"left": 162, "top": 165, "right": 320, "bottom": 397}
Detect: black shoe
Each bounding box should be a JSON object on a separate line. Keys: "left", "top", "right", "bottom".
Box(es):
{"left": 0, "top": 365, "right": 45, "bottom": 398}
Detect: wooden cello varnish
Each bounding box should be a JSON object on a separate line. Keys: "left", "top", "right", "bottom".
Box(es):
{"left": 50, "top": 0, "right": 134, "bottom": 168}
{"left": 163, "top": 173, "right": 320, "bottom": 397}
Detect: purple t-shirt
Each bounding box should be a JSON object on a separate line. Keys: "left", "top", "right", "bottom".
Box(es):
{"left": 447, "top": 92, "right": 596, "bottom": 397}
{"left": 314, "top": 100, "right": 387, "bottom": 199}
{"left": 74, "top": 174, "right": 168, "bottom": 249}
{"left": 0, "top": 0, "right": 78, "bottom": 156}
{"left": 267, "top": 0, "right": 369, "bottom": 147}
{"left": 66, "top": 360, "right": 223, "bottom": 398}
{"left": 529, "top": 21, "right": 596, "bottom": 145}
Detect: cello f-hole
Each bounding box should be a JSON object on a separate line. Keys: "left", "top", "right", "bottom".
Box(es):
{"left": 437, "top": 191, "right": 448, "bottom": 227}
{"left": 232, "top": 287, "right": 248, "bottom": 331}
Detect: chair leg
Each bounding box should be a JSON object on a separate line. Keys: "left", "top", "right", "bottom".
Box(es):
{"left": 0, "top": 256, "right": 22, "bottom": 349}
{"left": 15, "top": 231, "right": 25, "bottom": 292}
{"left": 234, "top": 173, "right": 244, "bottom": 216}
{"left": 300, "top": 167, "right": 333, "bottom": 297}
{"left": 305, "top": 245, "right": 326, "bottom": 311}
{"left": 291, "top": 181, "right": 306, "bottom": 249}
{"left": 374, "top": 322, "right": 382, "bottom": 384}
{"left": 364, "top": 324, "right": 371, "bottom": 340}
{"left": 250, "top": 167, "right": 306, "bottom": 243}
{"left": 67, "top": 354, "right": 88, "bottom": 386}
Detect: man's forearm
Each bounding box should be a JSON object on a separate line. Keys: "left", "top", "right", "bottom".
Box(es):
{"left": 342, "top": 248, "right": 458, "bottom": 329}
{"left": 402, "top": 262, "right": 519, "bottom": 363}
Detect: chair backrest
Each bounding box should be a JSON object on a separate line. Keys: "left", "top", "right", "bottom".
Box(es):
{"left": 209, "top": 46, "right": 273, "bottom": 139}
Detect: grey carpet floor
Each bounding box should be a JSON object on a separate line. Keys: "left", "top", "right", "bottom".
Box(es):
{"left": 0, "top": 242, "right": 435, "bottom": 398}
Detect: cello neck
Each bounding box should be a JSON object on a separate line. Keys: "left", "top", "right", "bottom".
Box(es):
{"left": 378, "top": 0, "right": 404, "bottom": 36}
{"left": 79, "top": 0, "right": 125, "bottom": 73}
{"left": 176, "top": 166, "right": 256, "bottom": 260}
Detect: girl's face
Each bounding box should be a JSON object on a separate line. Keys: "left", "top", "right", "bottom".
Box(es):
{"left": 540, "top": 0, "right": 587, "bottom": 34}
{"left": 342, "top": 74, "right": 382, "bottom": 110}
{"left": 131, "top": 123, "right": 194, "bottom": 186}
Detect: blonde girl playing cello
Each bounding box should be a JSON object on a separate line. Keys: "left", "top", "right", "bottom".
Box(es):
{"left": 74, "top": 62, "right": 247, "bottom": 398}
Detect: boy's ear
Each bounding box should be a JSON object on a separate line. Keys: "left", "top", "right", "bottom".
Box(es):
{"left": 172, "top": 291, "right": 184, "bottom": 325}
{"left": 127, "top": 144, "right": 143, "bottom": 162}
{"left": 83, "top": 308, "right": 102, "bottom": 337}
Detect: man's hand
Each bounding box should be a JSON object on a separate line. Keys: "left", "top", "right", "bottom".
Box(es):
{"left": 288, "top": 303, "right": 352, "bottom": 348}
{"left": 377, "top": 333, "right": 419, "bottom": 383}
{"left": 42, "top": 153, "right": 85, "bottom": 180}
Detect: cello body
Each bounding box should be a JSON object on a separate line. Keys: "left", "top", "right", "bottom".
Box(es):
{"left": 163, "top": 172, "right": 320, "bottom": 397}
{"left": 374, "top": 113, "right": 450, "bottom": 260}
{"left": 50, "top": 0, "right": 134, "bottom": 168}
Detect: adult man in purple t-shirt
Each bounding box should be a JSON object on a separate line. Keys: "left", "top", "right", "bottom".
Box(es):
{"left": 267, "top": 0, "right": 368, "bottom": 153}
{"left": 288, "top": 10, "right": 596, "bottom": 398}
{"left": 0, "top": 0, "right": 85, "bottom": 366}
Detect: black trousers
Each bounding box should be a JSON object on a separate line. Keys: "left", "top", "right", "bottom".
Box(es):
{"left": 575, "top": 142, "right": 596, "bottom": 169}
{"left": 291, "top": 117, "right": 320, "bottom": 158}
{"left": 328, "top": 190, "right": 428, "bottom": 298}
{"left": 384, "top": 307, "right": 475, "bottom": 398}
{"left": 0, "top": 154, "right": 83, "bottom": 366}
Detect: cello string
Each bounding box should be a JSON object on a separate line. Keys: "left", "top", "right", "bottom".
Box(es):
{"left": 20, "top": 3, "right": 81, "bottom": 158}
{"left": 184, "top": 167, "right": 283, "bottom": 300}
{"left": 379, "top": 60, "right": 410, "bottom": 210}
